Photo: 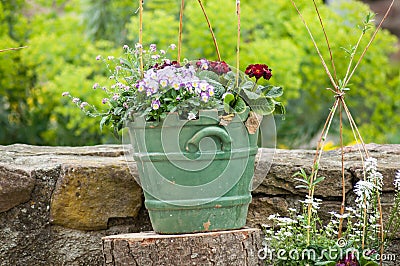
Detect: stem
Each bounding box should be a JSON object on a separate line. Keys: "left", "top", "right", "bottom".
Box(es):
{"left": 0, "top": 46, "right": 27, "bottom": 52}
{"left": 306, "top": 98, "right": 340, "bottom": 245}
{"left": 178, "top": 0, "right": 184, "bottom": 63}
{"left": 378, "top": 193, "right": 384, "bottom": 266}
{"left": 341, "top": 100, "right": 369, "bottom": 157}
{"left": 337, "top": 99, "right": 346, "bottom": 238}
{"left": 312, "top": 0, "right": 338, "bottom": 87}
{"left": 343, "top": 0, "right": 395, "bottom": 88}
{"left": 342, "top": 30, "right": 365, "bottom": 89}
{"left": 289, "top": 0, "right": 337, "bottom": 90}
{"left": 362, "top": 197, "right": 368, "bottom": 249}
{"left": 197, "top": 0, "right": 221, "bottom": 61}
{"left": 236, "top": 0, "right": 241, "bottom": 89}
{"left": 139, "top": 0, "right": 144, "bottom": 78}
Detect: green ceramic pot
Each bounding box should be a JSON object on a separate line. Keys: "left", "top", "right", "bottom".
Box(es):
{"left": 128, "top": 109, "right": 258, "bottom": 234}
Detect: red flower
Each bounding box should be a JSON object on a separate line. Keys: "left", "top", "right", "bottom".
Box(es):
{"left": 245, "top": 64, "right": 272, "bottom": 81}
{"left": 209, "top": 60, "right": 231, "bottom": 74}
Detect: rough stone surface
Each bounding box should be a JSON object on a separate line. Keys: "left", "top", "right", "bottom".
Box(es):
{"left": 0, "top": 166, "right": 35, "bottom": 212}
{"left": 102, "top": 228, "right": 263, "bottom": 266}
{"left": 0, "top": 144, "right": 150, "bottom": 266}
{"left": 254, "top": 149, "right": 354, "bottom": 197}
{"left": 0, "top": 143, "right": 399, "bottom": 265}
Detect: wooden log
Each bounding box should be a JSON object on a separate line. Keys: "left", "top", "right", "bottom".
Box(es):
{"left": 102, "top": 228, "right": 264, "bottom": 266}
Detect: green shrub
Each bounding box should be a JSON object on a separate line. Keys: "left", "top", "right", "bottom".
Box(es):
{"left": 0, "top": 0, "right": 398, "bottom": 147}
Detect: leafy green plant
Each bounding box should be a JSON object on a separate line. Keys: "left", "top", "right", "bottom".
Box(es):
{"left": 63, "top": 43, "right": 284, "bottom": 135}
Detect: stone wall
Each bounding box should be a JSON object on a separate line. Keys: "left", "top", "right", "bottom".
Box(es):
{"left": 0, "top": 144, "right": 399, "bottom": 265}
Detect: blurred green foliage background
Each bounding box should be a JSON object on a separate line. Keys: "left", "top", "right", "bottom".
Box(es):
{"left": 0, "top": 0, "right": 399, "bottom": 147}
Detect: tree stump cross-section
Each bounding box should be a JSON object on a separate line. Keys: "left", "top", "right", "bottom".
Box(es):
{"left": 102, "top": 228, "right": 264, "bottom": 265}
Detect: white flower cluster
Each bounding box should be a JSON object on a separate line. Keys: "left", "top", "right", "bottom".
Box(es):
{"left": 354, "top": 157, "right": 383, "bottom": 211}
{"left": 299, "top": 195, "right": 322, "bottom": 212}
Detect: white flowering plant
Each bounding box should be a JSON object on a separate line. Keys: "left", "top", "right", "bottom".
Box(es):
{"left": 261, "top": 1, "right": 398, "bottom": 265}
{"left": 263, "top": 159, "right": 400, "bottom": 266}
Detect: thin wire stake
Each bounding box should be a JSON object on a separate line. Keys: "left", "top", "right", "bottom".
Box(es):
{"left": 0, "top": 46, "right": 28, "bottom": 52}
{"left": 197, "top": 0, "right": 221, "bottom": 61}
{"left": 312, "top": 0, "right": 338, "bottom": 88}
{"left": 178, "top": 0, "right": 184, "bottom": 63}
{"left": 139, "top": 0, "right": 144, "bottom": 78}
{"left": 236, "top": 0, "right": 241, "bottom": 88}
{"left": 307, "top": 98, "right": 340, "bottom": 245}
{"left": 338, "top": 98, "right": 345, "bottom": 238}
{"left": 289, "top": 0, "right": 337, "bottom": 90}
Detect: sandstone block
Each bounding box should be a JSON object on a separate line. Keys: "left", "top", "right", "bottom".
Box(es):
{"left": 50, "top": 158, "right": 142, "bottom": 230}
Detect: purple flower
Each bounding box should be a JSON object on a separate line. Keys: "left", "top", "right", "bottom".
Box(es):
{"left": 150, "top": 44, "right": 157, "bottom": 52}
{"left": 96, "top": 55, "right": 101, "bottom": 60}
{"left": 93, "top": 83, "right": 99, "bottom": 89}
{"left": 123, "top": 44, "right": 129, "bottom": 50}
{"left": 107, "top": 56, "right": 114, "bottom": 60}
{"left": 172, "top": 82, "right": 180, "bottom": 90}
{"left": 209, "top": 60, "right": 231, "bottom": 74}
{"left": 208, "top": 87, "right": 215, "bottom": 97}
{"left": 62, "top": 92, "right": 69, "bottom": 97}
{"left": 169, "top": 44, "right": 176, "bottom": 50}
{"left": 112, "top": 94, "right": 120, "bottom": 101}
{"left": 151, "top": 99, "right": 160, "bottom": 110}
{"left": 137, "top": 82, "right": 146, "bottom": 92}
{"left": 72, "top": 97, "right": 80, "bottom": 103}
{"left": 102, "top": 98, "right": 109, "bottom": 104}
{"left": 135, "top": 43, "right": 142, "bottom": 49}
{"left": 200, "top": 92, "right": 209, "bottom": 103}
{"left": 336, "top": 253, "right": 359, "bottom": 266}
{"left": 80, "top": 102, "right": 88, "bottom": 109}
{"left": 159, "top": 79, "right": 168, "bottom": 87}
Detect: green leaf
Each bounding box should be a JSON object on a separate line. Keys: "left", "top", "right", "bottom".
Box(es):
{"left": 223, "top": 93, "right": 235, "bottom": 112}
{"left": 197, "top": 70, "right": 219, "bottom": 81}
{"left": 248, "top": 97, "right": 275, "bottom": 115}
{"left": 313, "top": 176, "right": 326, "bottom": 186}
{"left": 273, "top": 101, "right": 286, "bottom": 115}
{"left": 204, "top": 78, "right": 226, "bottom": 97}
{"left": 100, "top": 115, "right": 111, "bottom": 131}
{"left": 233, "top": 97, "right": 247, "bottom": 113}
{"left": 293, "top": 177, "right": 309, "bottom": 184}
{"left": 113, "top": 107, "right": 123, "bottom": 115}
{"left": 240, "top": 80, "right": 254, "bottom": 91}
{"left": 359, "top": 256, "right": 379, "bottom": 266}
{"left": 295, "top": 185, "right": 309, "bottom": 189}
{"left": 264, "top": 86, "right": 283, "bottom": 98}
{"left": 242, "top": 88, "right": 261, "bottom": 100}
